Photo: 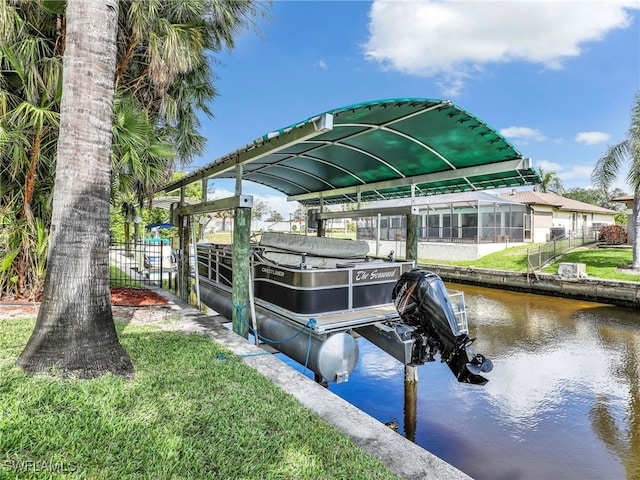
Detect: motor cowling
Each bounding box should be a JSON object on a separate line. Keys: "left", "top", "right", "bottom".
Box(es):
{"left": 392, "top": 269, "right": 492, "bottom": 385}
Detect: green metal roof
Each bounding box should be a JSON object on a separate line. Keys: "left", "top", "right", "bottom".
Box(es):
{"left": 160, "top": 98, "right": 539, "bottom": 207}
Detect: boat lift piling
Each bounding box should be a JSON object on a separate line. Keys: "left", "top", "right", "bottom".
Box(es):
{"left": 404, "top": 379, "right": 418, "bottom": 442}
{"left": 405, "top": 211, "right": 419, "bottom": 383}
{"left": 170, "top": 190, "right": 254, "bottom": 328}
{"left": 232, "top": 205, "right": 252, "bottom": 338}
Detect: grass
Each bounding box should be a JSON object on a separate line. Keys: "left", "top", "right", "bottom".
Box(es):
{"left": 206, "top": 231, "right": 234, "bottom": 244}
{"left": 541, "top": 247, "right": 640, "bottom": 281}
{"left": 422, "top": 245, "right": 640, "bottom": 282}
{"left": 109, "top": 265, "right": 143, "bottom": 289}
{"left": 0, "top": 319, "right": 399, "bottom": 480}
{"left": 421, "top": 243, "right": 538, "bottom": 271}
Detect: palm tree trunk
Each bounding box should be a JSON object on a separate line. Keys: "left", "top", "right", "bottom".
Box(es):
{"left": 18, "top": 0, "right": 133, "bottom": 378}
{"left": 114, "top": 34, "right": 138, "bottom": 89}
{"left": 16, "top": 128, "right": 43, "bottom": 297}
{"left": 124, "top": 221, "right": 131, "bottom": 257}
{"left": 21, "top": 127, "right": 42, "bottom": 219}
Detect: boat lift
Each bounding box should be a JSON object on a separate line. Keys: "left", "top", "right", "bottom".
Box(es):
{"left": 157, "top": 98, "right": 539, "bottom": 386}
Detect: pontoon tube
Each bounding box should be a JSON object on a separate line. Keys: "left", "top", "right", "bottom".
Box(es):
{"left": 199, "top": 281, "right": 358, "bottom": 383}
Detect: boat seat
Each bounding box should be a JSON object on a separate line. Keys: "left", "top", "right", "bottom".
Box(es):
{"left": 258, "top": 232, "right": 370, "bottom": 269}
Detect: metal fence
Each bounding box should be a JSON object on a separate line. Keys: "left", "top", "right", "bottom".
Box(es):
{"left": 526, "top": 231, "right": 598, "bottom": 272}
{"left": 109, "top": 240, "right": 178, "bottom": 290}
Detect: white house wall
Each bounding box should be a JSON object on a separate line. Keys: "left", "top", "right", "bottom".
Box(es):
{"left": 529, "top": 208, "right": 615, "bottom": 242}
{"left": 552, "top": 211, "right": 573, "bottom": 234}
{"left": 591, "top": 212, "right": 615, "bottom": 228}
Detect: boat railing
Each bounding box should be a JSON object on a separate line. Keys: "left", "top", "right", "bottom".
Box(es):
{"left": 447, "top": 289, "right": 468, "bottom": 334}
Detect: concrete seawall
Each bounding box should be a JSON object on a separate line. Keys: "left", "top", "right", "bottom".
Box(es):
{"left": 420, "top": 263, "right": 640, "bottom": 310}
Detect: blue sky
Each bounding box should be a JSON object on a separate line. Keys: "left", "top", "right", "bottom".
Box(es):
{"left": 191, "top": 0, "right": 640, "bottom": 216}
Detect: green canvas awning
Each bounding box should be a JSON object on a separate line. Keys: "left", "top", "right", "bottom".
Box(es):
{"left": 160, "top": 98, "right": 539, "bottom": 207}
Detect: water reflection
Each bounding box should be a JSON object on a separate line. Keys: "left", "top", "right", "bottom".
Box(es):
{"left": 303, "top": 284, "right": 639, "bottom": 480}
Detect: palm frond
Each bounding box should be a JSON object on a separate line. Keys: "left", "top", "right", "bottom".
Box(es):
{"left": 591, "top": 141, "right": 630, "bottom": 191}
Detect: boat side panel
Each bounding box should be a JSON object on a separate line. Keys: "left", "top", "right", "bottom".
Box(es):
{"left": 254, "top": 264, "right": 349, "bottom": 288}
{"left": 254, "top": 281, "right": 350, "bottom": 314}
{"left": 353, "top": 283, "right": 395, "bottom": 309}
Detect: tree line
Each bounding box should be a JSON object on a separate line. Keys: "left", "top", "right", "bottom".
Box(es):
{"left": 1, "top": 0, "right": 266, "bottom": 300}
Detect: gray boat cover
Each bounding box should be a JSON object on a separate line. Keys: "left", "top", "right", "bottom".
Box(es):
{"left": 257, "top": 232, "right": 371, "bottom": 268}
{"left": 259, "top": 232, "right": 369, "bottom": 258}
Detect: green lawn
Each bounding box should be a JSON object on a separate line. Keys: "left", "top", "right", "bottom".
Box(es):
{"left": 421, "top": 243, "right": 537, "bottom": 271}
{"left": 541, "top": 247, "right": 639, "bottom": 281}
{"left": 109, "top": 265, "right": 143, "bottom": 288}
{"left": 422, "top": 245, "right": 639, "bottom": 282}
{"left": 0, "top": 319, "right": 398, "bottom": 480}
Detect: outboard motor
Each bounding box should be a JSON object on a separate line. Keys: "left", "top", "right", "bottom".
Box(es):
{"left": 392, "top": 269, "right": 493, "bottom": 385}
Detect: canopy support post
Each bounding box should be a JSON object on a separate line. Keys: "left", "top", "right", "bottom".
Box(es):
{"left": 317, "top": 193, "right": 325, "bottom": 237}
{"left": 177, "top": 212, "right": 190, "bottom": 302}
{"left": 232, "top": 205, "right": 251, "bottom": 338}
{"left": 376, "top": 213, "right": 381, "bottom": 256}
{"left": 235, "top": 163, "right": 243, "bottom": 195}
{"left": 406, "top": 213, "right": 418, "bottom": 264}
{"left": 191, "top": 215, "right": 201, "bottom": 309}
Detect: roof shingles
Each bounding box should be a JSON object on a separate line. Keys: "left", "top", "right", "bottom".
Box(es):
{"left": 498, "top": 190, "right": 617, "bottom": 214}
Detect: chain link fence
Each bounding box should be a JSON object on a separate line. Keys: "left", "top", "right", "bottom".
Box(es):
{"left": 526, "top": 231, "right": 599, "bottom": 272}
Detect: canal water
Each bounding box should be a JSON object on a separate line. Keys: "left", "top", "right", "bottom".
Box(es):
{"left": 277, "top": 284, "right": 640, "bottom": 480}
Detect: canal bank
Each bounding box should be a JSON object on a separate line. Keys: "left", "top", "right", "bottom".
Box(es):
{"left": 147, "top": 287, "right": 473, "bottom": 480}
{"left": 420, "top": 263, "right": 640, "bottom": 309}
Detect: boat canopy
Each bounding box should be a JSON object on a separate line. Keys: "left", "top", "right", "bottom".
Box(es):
{"left": 160, "top": 98, "right": 539, "bottom": 207}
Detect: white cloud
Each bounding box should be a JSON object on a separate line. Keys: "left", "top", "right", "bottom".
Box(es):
{"left": 575, "top": 131, "right": 611, "bottom": 145}
{"left": 364, "top": 0, "right": 638, "bottom": 94}
{"left": 315, "top": 59, "right": 328, "bottom": 70}
{"left": 530, "top": 161, "right": 599, "bottom": 188}
{"left": 437, "top": 74, "right": 468, "bottom": 97}
{"left": 500, "top": 126, "right": 546, "bottom": 142}
{"left": 209, "top": 187, "right": 235, "bottom": 200}
{"left": 536, "top": 159, "right": 563, "bottom": 172}
{"left": 557, "top": 165, "right": 594, "bottom": 187}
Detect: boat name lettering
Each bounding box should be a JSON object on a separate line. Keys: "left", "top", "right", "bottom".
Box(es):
{"left": 355, "top": 269, "right": 397, "bottom": 281}
{"left": 261, "top": 266, "right": 285, "bottom": 277}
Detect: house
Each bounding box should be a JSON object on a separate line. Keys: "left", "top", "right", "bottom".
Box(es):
{"left": 355, "top": 190, "right": 617, "bottom": 261}
{"left": 498, "top": 190, "right": 617, "bottom": 243}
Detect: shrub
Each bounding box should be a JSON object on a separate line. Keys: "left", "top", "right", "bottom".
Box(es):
{"left": 598, "top": 225, "right": 627, "bottom": 244}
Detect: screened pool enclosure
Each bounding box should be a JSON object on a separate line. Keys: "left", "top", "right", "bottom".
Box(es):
{"left": 356, "top": 192, "right": 528, "bottom": 244}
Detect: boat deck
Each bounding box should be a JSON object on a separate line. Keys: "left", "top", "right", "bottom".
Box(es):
{"left": 258, "top": 300, "right": 401, "bottom": 334}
